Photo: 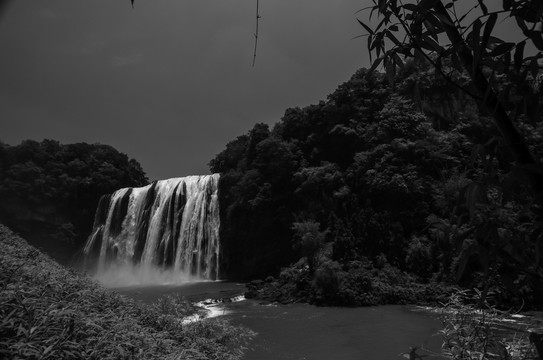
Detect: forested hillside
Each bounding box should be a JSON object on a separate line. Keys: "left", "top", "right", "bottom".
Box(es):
{"left": 212, "top": 62, "right": 543, "bottom": 307}
{"left": 0, "top": 140, "right": 148, "bottom": 263}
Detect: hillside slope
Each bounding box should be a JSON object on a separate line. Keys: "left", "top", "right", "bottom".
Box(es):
{"left": 0, "top": 224, "right": 252, "bottom": 359}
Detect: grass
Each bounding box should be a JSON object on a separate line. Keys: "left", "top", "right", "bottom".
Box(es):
{"left": 0, "top": 224, "right": 254, "bottom": 359}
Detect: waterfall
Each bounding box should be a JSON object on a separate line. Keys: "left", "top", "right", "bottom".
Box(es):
{"left": 83, "top": 174, "right": 220, "bottom": 286}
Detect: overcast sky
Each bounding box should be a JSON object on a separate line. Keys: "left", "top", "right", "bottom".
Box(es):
{"left": 0, "top": 0, "right": 370, "bottom": 180}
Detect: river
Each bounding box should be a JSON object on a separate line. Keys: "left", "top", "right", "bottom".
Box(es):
{"left": 115, "top": 281, "right": 444, "bottom": 360}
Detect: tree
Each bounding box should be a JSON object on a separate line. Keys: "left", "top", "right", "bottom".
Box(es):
{"left": 292, "top": 220, "right": 328, "bottom": 273}
{"left": 359, "top": 0, "right": 543, "bottom": 199}
{"left": 0, "top": 140, "right": 148, "bottom": 263}
{"left": 359, "top": 0, "right": 543, "bottom": 294}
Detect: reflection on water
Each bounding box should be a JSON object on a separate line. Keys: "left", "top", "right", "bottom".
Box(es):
{"left": 114, "top": 282, "right": 444, "bottom": 360}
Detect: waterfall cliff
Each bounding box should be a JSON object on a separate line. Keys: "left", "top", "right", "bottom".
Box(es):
{"left": 83, "top": 174, "right": 220, "bottom": 286}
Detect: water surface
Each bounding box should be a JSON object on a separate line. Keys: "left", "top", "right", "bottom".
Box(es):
{"left": 115, "top": 282, "right": 444, "bottom": 360}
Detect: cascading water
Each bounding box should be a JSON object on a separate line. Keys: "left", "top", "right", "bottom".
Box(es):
{"left": 83, "top": 174, "right": 220, "bottom": 287}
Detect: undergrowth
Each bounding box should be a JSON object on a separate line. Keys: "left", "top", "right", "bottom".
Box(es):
{"left": 411, "top": 290, "right": 540, "bottom": 360}
{"left": 0, "top": 224, "right": 254, "bottom": 359}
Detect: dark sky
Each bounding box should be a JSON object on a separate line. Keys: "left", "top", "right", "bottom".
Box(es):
{"left": 0, "top": 0, "right": 369, "bottom": 181}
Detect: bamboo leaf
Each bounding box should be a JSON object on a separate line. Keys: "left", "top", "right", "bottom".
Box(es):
{"left": 369, "top": 56, "right": 384, "bottom": 72}
{"left": 486, "top": 36, "right": 504, "bottom": 47}
{"left": 367, "top": 34, "right": 372, "bottom": 61}
{"left": 355, "top": 6, "right": 372, "bottom": 15}
{"left": 390, "top": 0, "right": 398, "bottom": 13}
{"left": 420, "top": 36, "right": 444, "bottom": 53}
{"left": 515, "top": 16, "right": 529, "bottom": 33}
{"left": 393, "top": 52, "right": 404, "bottom": 69}
{"left": 477, "top": 0, "right": 488, "bottom": 15}
{"left": 357, "top": 19, "right": 374, "bottom": 35}
{"left": 385, "top": 31, "right": 402, "bottom": 46}
{"left": 471, "top": 19, "right": 482, "bottom": 69}
{"left": 482, "top": 13, "right": 497, "bottom": 52}
{"left": 514, "top": 41, "right": 526, "bottom": 71}
{"left": 434, "top": 12, "right": 455, "bottom": 27}
{"left": 419, "top": 0, "right": 439, "bottom": 11}
{"left": 488, "top": 42, "right": 515, "bottom": 57}
{"left": 459, "top": 5, "right": 478, "bottom": 24}
{"left": 425, "top": 13, "right": 441, "bottom": 29}
{"left": 378, "top": 0, "right": 386, "bottom": 13}
{"left": 403, "top": 4, "right": 420, "bottom": 12}
{"left": 370, "top": 6, "right": 378, "bottom": 21}
{"left": 527, "top": 30, "right": 543, "bottom": 50}
{"left": 376, "top": 16, "right": 389, "bottom": 32}
{"left": 423, "top": 21, "right": 442, "bottom": 41}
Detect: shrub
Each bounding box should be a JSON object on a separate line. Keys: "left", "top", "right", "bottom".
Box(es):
{"left": 313, "top": 260, "right": 342, "bottom": 303}
{"left": 292, "top": 220, "right": 328, "bottom": 273}
{"left": 439, "top": 290, "right": 537, "bottom": 360}
{"left": 405, "top": 235, "right": 433, "bottom": 280}
{"left": 0, "top": 224, "right": 253, "bottom": 359}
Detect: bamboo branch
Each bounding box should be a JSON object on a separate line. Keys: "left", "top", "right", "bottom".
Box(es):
{"left": 252, "top": 0, "right": 260, "bottom": 67}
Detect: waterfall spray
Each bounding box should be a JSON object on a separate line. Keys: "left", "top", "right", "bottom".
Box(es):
{"left": 83, "top": 174, "right": 220, "bottom": 287}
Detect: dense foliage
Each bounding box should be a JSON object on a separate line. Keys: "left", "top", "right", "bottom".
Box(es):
{"left": 359, "top": 0, "right": 543, "bottom": 309}
{"left": 211, "top": 63, "right": 543, "bottom": 308}
{"left": 413, "top": 290, "right": 540, "bottom": 360}
{"left": 0, "top": 224, "right": 253, "bottom": 359}
{"left": 0, "top": 139, "right": 148, "bottom": 263}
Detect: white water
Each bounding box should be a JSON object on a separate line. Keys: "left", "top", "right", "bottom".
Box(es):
{"left": 83, "top": 175, "right": 221, "bottom": 286}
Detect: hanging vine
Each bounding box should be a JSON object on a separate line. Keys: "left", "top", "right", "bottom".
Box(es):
{"left": 252, "top": 0, "right": 261, "bottom": 67}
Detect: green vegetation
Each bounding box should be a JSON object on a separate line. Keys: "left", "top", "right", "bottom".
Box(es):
{"left": 412, "top": 290, "right": 540, "bottom": 360}
{"left": 212, "top": 61, "right": 543, "bottom": 308}
{"left": 246, "top": 257, "right": 455, "bottom": 306}
{"left": 360, "top": 0, "right": 543, "bottom": 196}
{"left": 0, "top": 224, "right": 253, "bottom": 359}
{"left": 360, "top": 0, "right": 543, "bottom": 301}
{"left": 0, "top": 140, "right": 148, "bottom": 263}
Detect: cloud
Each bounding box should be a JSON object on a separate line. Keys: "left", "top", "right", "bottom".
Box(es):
{"left": 111, "top": 53, "right": 144, "bottom": 67}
